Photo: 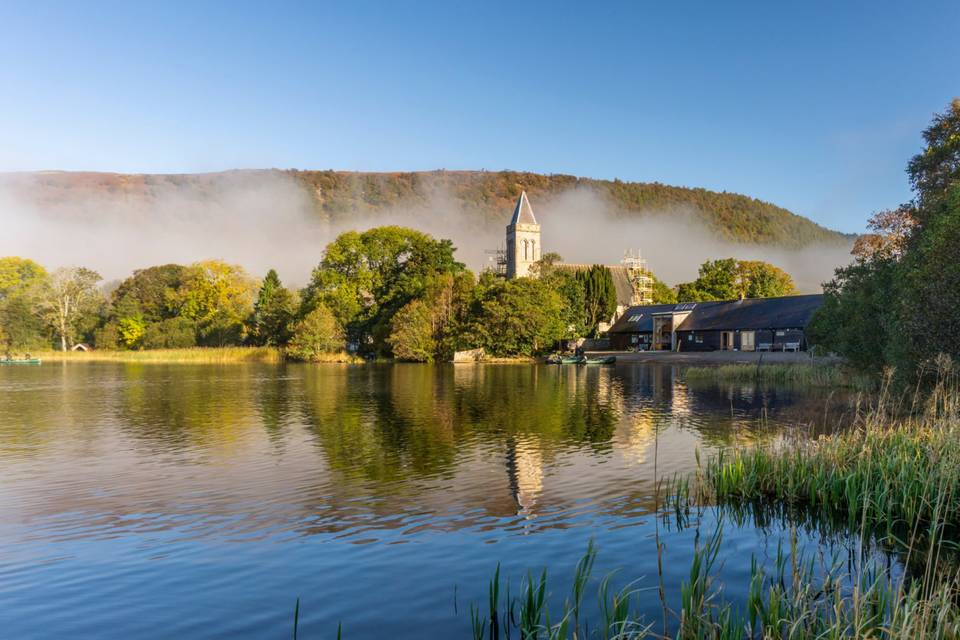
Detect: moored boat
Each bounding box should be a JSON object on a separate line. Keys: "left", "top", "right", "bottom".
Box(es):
{"left": 0, "top": 358, "right": 42, "bottom": 365}
{"left": 580, "top": 356, "right": 616, "bottom": 365}
{"left": 546, "top": 354, "right": 582, "bottom": 364}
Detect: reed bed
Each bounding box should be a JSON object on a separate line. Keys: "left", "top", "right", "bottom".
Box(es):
{"left": 34, "top": 347, "right": 365, "bottom": 364}
{"left": 462, "top": 526, "right": 960, "bottom": 639}
{"left": 36, "top": 347, "right": 286, "bottom": 364}
{"left": 455, "top": 363, "right": 960, "bottom": 639}
{"left": 684, "top": 362, "right": 875, "bottom": 390}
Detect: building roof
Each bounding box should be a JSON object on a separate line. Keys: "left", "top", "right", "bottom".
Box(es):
{"left": 509, "top": 191, "right": 538, "bottom": 226}
{"left": 607, "top": 303, "right": 683, "bottom": 333}
{"left": 554, "top": 263, "right": 635, "bottom": 308}
{"left": 608, "top": 294, "right": 824, "bottom": 333}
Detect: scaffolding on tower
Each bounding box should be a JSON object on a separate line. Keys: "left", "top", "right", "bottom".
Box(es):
{"left": 621, "top": 249, "right": 654, "bottom": 305}
{"left": 485, "top": 248, "right": 508, "bottom": 278}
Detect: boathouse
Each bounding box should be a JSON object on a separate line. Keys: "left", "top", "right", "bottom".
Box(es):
{"left": 607, "top": 294, "right": 824, "bottom": 352}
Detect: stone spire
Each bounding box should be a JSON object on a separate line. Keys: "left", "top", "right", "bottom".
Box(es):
{"left": 510, "top": 190, "right": 538, "bottom": 225}
{"left": 506, "top": 191, "right": 541, "bottom": 279}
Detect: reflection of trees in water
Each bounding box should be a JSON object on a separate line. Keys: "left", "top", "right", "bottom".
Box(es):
{"left": 111, "top": 364, "right": 260, "bottom": 451}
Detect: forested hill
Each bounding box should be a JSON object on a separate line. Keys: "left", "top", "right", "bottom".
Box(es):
{"left": 2, "top": 169, "right": 849, "bottom": 248}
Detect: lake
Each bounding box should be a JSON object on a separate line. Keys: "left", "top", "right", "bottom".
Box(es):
{"left": 0, "top": 362, "right": 868, "bottom": 638}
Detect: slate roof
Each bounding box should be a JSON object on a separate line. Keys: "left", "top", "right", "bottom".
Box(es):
{"left": 607, "top": 303, "right": 683, "bottom": 333}
{"left": 608, "top": 294, "right": 824, "bottom": 333}
{"left": 509, "top": 191, "right": 538, "bottom": 226}
{"left": 679, "top": 294, "right": 824, "bottom": 331}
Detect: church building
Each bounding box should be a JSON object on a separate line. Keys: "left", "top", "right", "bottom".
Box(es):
{"left": 501, "top": 191, "right": 641, "bottom": 317}
{"left": 506, "top": 191, "right": 541, "bottom": 278}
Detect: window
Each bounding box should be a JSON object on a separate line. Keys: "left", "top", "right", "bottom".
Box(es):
{"left": 628, "top": 314, "right": 643, "bottom": 322}
{"left": 530, "top": 240, "right": 536, "bottom": 260}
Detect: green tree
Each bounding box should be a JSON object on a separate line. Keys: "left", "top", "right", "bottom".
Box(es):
{"left": 99, "top": 264, "right": 190, "bottom": 349}
{"left": 388, "top": 299, "right": 436, "bottom": 362}
{"left": 812, "top": 99, "right": 960, "bottom": 381}
{"left": 470, "top": 278, "right": 565, "bottom": 356}
{"left": 577, "top": 265, "right": 617, "bottom": 331}
{"left": 287, "top": 304, "right": 345, "bottom": 360}
{"left": 907, "top": 98, "right": 960, "bottom": 212}
{"left": 250, "top": 269, "right": 296, "bottom": 346}
{"left": 739, "top": 260, "right": 797, "bottom": 298}
{"left": 301, "top": 226, "right": 464, "bottom": 355}
{"left": 677, "top": 258, "right": 796, "bottom": 301}
{"left": 806, "top": 259, "right": 896, "bottom": 374}
{"left": 650, "top": 275, "right": 678, "bottom": 304}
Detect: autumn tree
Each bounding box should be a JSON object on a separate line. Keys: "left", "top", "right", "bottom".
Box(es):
{"left": 174, "top": 260, "right": 256, "bottom": 347}
{"left": 0, "top": 257, "right": 49, "bottom": 351}
{"left": 41, "top": 267, "right": 103, "bottom": 351}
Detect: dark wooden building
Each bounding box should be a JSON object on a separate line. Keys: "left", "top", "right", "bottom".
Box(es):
{"left": 607, "top": 294, "right": 824, "bottom": 352}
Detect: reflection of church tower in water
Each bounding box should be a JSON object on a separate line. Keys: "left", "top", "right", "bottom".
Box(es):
{"left": 506, "top": 191, "right": 541, "bottom": 278}
{"left": 505, "top": 436, "right": 544, "bottom": 520}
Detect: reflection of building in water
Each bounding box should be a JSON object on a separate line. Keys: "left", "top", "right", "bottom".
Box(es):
{"left": 505, "top": 436, "right": 543, "bottom": 520}
{"left": 620, "top": 411, "right": 658, "bottom": 465}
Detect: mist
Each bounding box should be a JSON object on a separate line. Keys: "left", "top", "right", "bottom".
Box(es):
{"left": 0, "top": 174, "right": 853, "bottom": 292}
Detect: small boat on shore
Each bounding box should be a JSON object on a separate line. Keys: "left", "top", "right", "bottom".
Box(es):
{"left": 0, "top": 358, "right": 42, "bottom": 365}
{"left": 546, "top": 354, "right": 582, "bottom": 364}
{"left": 580, "top": 356, "right": 616, "bottom": 365}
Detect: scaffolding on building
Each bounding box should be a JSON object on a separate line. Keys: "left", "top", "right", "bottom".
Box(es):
{"left": 485, "top": 248, "right": 508, "bottom": 278}
{"left": 621, "top": 249, "right": 654, "bottom": 305}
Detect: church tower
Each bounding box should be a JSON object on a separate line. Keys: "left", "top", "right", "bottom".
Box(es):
{"left": 506, "top": 191, "right": 541, "bottom": 278}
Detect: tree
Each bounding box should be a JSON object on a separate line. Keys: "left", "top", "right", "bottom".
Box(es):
{"left": 388, "top": 299, "right": 436, "bottom": 362}
{"left": 0, "top": 257, "right": 47, "bottom": 296}
{"left": 175, "top": 260, "right": 256, "bottom": 347}
{"left": 907, "top": 97, "right": 960, "bottom": 213}
{"left": 0, "top": 257, "right": 49, "bottom": 351}
{"left": 650, "top": 275, "right": 677, "bottom": 304}
{"left": 577, "top": 265, "right": 617, "bottom": 331}
{"left": 98, "top": 264, "right": 190, "bottom": 349}
{"left": 41, "top": 267, "right": 103, "bottom": 351}
{"left": 250, "top": 269, "right": 296, "bottom": 346}
{"left": 301, "top": 226, "right": 465, "bottom": 355}
{"left": 470, "top": 278, "right": 565, "bottom": 356}
{"left": 811, "top": 98, "right": 960, "bottom": 381}
{"left": 739, "top": 261, "right": 797, "bottom": 298}
{"left": 677, "top": 259, "right": 796, "bottom": 301}
{"left": 117, "top": 315, "right": 147, "bottom": 349}
{"left": 287, "top": 304, "right": 345, "bottom": 361}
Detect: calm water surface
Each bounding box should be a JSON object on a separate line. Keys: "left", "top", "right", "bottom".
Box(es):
{"left": 1, "top": 362, "right": 863, "bottom": 638}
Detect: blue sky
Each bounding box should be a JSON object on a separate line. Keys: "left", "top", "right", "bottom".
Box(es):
{"left": 1, "top": 1, "right": 957, "bottom": 233}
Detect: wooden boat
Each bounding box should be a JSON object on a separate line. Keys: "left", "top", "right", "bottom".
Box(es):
{"left": 0, "top": 358, "right": 42, "bottom": 365}
{"left": 579, "top": 356, "right": 616, "bottom": 365}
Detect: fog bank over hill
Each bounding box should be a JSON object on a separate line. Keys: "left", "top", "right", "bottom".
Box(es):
{"left": 0, "top": 170, "right": 854, "bottom": 291}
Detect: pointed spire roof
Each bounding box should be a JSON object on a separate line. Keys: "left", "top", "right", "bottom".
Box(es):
{"left": 510, "top": 191, "right": 538, "bottom": 226}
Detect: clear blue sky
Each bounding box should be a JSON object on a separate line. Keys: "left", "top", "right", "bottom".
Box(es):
{"left": 1, "top": 1, "right": 957, "bottom": 233}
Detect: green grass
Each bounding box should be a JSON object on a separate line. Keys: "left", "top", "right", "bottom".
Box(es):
{"left": 684, "top": 362, "right": 875, "bottom": 390}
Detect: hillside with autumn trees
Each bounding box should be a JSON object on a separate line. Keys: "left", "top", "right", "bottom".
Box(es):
{"left": 1, "top": 169, "right": 849, "bottom": 249}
